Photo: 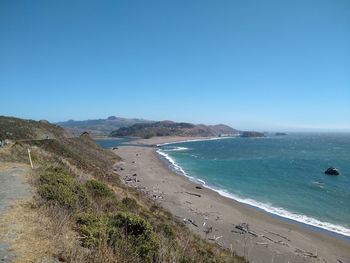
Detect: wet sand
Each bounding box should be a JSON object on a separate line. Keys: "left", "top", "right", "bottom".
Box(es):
{"left": 113, "top": 137, "right": 350, "bottom": 263}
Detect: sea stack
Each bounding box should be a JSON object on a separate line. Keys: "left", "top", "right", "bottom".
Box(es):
{"left": 324, "top": 167, "right": 339, "bottom": 176}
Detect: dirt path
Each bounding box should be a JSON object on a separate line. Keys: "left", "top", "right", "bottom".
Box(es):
{"left": 0, "top": 163, "right": 31, "bottom": 262}
{"left": 0, "top": 164, "right": 31, "bottom": 213}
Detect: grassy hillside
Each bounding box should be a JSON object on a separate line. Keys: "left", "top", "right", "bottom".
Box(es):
{"left": 111, "top": 121, "right": 239, "bottom": 139}
{"left": 0, "top": 116, "right": 69, "bottom": 140}
{"left": 0, "top": 116, "right": 245, "bottom": 263}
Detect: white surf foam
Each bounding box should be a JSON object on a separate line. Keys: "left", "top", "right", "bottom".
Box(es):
{"left": 210, "top": 188, "right": 350, "bottom": 237}
{"left": 156, "top": 149, "right": 350, "bottom": 238}
{"left": 156, "top": 149, "right": 205, "bottom": 185}
{"left": 163, "top": 146, "right": 189, "bottom": 151}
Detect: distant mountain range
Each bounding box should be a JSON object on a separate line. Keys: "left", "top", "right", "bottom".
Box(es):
{"left": 56, "top": 116, "right": 154, "bottom": 136}
{"left": 57, "top": 116, "right": 265, "bottom": 138}
{"left": 110, "top": 120, "right": 240, "bottom": 138}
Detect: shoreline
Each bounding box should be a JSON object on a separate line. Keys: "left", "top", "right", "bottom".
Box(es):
{"left": 157, "top": 147, "right": 350, "bottom": 240}
{"left": 112, "top": 136, "right": 350, "bottom": 262}
{"left": 150, "top": 136, "right": 350, "bottom": 239}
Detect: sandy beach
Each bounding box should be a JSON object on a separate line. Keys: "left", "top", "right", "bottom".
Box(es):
{"left": 113, "top": 136, "right": 350, "bottom": 263}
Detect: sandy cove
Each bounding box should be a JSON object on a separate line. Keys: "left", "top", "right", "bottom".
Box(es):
{"left": 113, "top": 136, "right": 350, "bottom": 263}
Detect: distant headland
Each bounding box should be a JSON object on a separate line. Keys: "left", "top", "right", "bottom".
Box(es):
{"left": 57, "top": 116, "right": 268, "bottom": 139}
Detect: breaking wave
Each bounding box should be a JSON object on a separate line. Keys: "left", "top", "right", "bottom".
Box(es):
{"left": 156, "top": 148, "right": 350, "bottom": 238}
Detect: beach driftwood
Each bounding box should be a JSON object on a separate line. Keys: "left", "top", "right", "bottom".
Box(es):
{"left": 255, "top": 242, "right": 268, "bottom": 247}
{"left": 113, "top": 165, "right": 124, "bottom": 171}
{"left": 208, "top": 235, "right": 223, "bottom": 241}
{"left": 183, "top": 218, "right": 198, "bottom": 227}
{"left": 295, "top": 248, "right": 317, "bottom": 258}
{"left": 185, "top": 191, "right": 201, "bottom": 197}
{"left": 235, "top": 223, "right": 258, "bottom": 237}
{"left": 152, "top": 194, "right": 163, "bottom": 200}
{"left": 266, "top": 231, "right": 291, "bottom": 242}
{"left": 262, "top": 235, "right": 289, "bottom": 247}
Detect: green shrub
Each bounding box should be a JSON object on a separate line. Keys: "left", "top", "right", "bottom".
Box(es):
{"left": 121, "top": 197, "right": 138, "bottom": 211}
{"left": 160, "top": 223, "right": 175, "bottom": 238}
{"left": 76, "top": 211, "right": 159, "bottom": 262}
{"left": 85, "top": 179, "right": 113, "bottom": 198}
{"left": 38, "top": 166, "right": 88, "bottom": 210}
{"left": 110, "top": 212, "right": 159, "bottom": 262}
{"left": 76, "top": 212, "right": 111, "bottom": 248}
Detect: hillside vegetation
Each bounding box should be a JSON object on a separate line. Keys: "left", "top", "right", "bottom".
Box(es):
{"left": 0, "top": 116, "right": 69, "bottom": 140}
{"left": 111, "top": 121, "right": 239, "bottom": 139}
{"left": 0, "top": 116, "right": 245, "bottom": 263}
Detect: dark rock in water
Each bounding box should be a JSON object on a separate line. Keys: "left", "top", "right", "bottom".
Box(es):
{"left": 325, "top": 167, "right": 339, "bottom": 176}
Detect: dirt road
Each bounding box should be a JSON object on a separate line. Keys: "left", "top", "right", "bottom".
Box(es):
{"left": 0, "top": 163, "right": 30, "bottom": 262}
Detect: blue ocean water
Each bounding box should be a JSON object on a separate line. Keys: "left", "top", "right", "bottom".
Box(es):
{"left": 95, "top": 138, "right": 134, "bottom": 148}
{"left": 158, "top": 134, "right": 350, "bottom": 237}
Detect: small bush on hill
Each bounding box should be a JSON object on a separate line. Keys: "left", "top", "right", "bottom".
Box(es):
{"left": 121, "top": 197, "right": 139, "bottom": 212}
{"left": 110, "top": 212, "right": 159, "bottom": 262}
{"left": 76, "top": 211, "right": 159, "bottom": 262}
{"left": 85, "top": 180, "right": 114, "bottom": 198}
{"left": 159, "top": 223, "right": 175, "bottom": 238}
{"left": 75, "top": 212, "right": 111, "bottom": 248}
{"left": 38, "top": 166, "right": 88, "bottom": 210}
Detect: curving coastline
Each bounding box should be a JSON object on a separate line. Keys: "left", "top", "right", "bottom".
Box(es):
{"left": 156, "top": 143, "right": 350, "bottom": 238}
{"left": 114, "top": 136, "right": 350, "bottom": 262}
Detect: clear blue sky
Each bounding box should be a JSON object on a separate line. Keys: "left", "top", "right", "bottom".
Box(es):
{"left": 1, "top": 0, "right": 349, "bottom": 131}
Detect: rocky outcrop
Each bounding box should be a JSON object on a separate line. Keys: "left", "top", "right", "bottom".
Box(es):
{"left": 324, "top": 167, "right": 339, "bottom": 176}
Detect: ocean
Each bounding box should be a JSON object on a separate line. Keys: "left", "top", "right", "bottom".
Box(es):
{"left": 156, "top": 133, "right": 350, "bottom": 237}
{"left": 95, "top": 137, "right": 135, "bottom": 148}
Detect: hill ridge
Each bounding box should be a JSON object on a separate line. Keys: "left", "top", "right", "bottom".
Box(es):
{"left": 110, "top": 120, "right": 240, "bottom": 138}
{"left": 57, "top": 116, "right": 154, "bottom": 136}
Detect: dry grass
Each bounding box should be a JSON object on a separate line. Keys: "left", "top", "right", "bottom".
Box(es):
{"left": 0, "top": 117, "right": 246, "bottom": 262}
{"left": 0, "top": 198, "right": 56, "bottom": 262}
{"left": 0, "top": 161, "right": 245, "bottom": 263}
{"left": 0, "top": 198, "right": 99, "bottom": 263}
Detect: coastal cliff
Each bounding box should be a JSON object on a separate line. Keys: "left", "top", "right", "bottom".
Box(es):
{"left": 0, "top": 116, "right": 244, "bottom": 263}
